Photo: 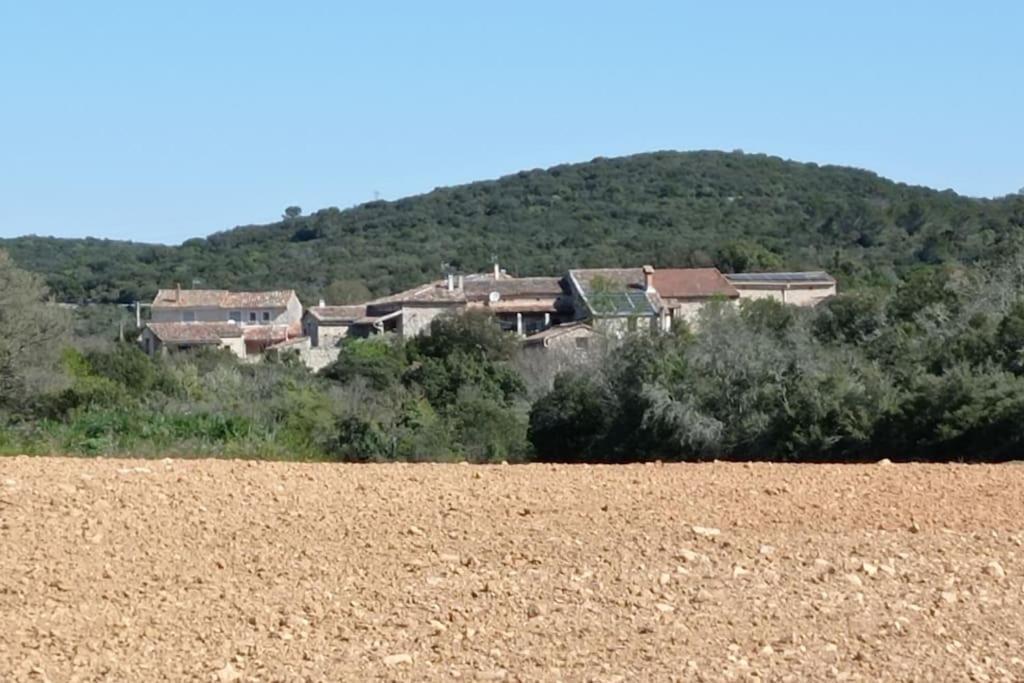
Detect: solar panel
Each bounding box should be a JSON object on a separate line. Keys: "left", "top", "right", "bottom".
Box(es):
{"left": 725, "top": 272, "right": 833, "bottom": 283}
{"left": 587, "top": 290, "right": 657, "bottom": 317}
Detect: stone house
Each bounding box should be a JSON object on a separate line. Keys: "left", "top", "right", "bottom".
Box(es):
{"left": 301, "top": 304, "right": 398, "bottom": 348}
{"left": 566, "top": 266, "right": 665, "bottom": 337}
{"left": 652, "top": 267, "right": 740, "bottom": 329}
{"left": 521, "top": 322, "right": 596, "bottom": 352}
{"left": 141, "top": 287, "right": 303, "bottom": 358}
{"left": 723, "top": 271, "right": 837, "bottom": 306}
{"left": 305, "top": 265, "right": 573, "bottom": 346}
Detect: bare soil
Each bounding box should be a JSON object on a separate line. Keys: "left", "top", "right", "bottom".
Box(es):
{"left": 2, "top": 457, "right": 1023, "bottom": 682}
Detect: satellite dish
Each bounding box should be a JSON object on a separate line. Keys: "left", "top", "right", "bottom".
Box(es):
{"left": 488, "top": 291, "right": 501, "bottom": 304}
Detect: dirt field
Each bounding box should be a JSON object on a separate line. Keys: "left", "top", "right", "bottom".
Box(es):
{"left": 1, "top": 458, "right": 1023, "bottom": 682}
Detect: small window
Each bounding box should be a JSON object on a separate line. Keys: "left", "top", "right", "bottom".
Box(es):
{"left": 627, "top": 316, "right": 638, "bottom": 332}
{"left": 229, "top": 311, "right": 241, "bottom": 323}
{"left": 182, "top": 311, "right": 196, "bottom": 322}
{"left": 575, "top": 337, "right": 589, "bottom": 349}
{"left": 262, "top": 311, "right": 271, "bottom": 323}
{"left": 249, "top": 312, "right": 257, "bottom": 323}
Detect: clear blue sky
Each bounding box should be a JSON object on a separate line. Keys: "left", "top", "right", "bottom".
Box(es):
{"left": 1, "top": 1, "right": 1021, "bottom": 244}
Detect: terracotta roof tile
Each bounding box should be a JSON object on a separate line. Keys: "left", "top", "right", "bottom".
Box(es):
{"left": 306, "top": 305, "right": 368, "bottom": 323}
{"left": 145, "top": 322, "right": 243, "bottom": 344}
{"left": 653, "top": 268, "right": 739, "bottom": 299}
{"left": 152, "top": 289, "right": 297, "bottom": 309}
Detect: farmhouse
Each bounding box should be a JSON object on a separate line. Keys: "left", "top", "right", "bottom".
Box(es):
{"left": 142, "top": 287, "right": 303, "bottom": 358}
{"left": 566, "top": 266, "right": 664, "bottom": 337}
{"left": 724, "top": 271, "right": 836, "bottom": 306}
{"left": 139, "top": 266, "right": 839, "bottom": 363}
{"left": 652, "top": 267, "right": 740, "bottom": 328}
{"left": 354, "top": 265, "right": 573, "bottom": 339}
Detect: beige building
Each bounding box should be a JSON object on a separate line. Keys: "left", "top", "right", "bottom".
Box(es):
{"left": 521, "top": 322, "right": 596, "bottom": 352}
{"left": 566, "top": 266, "right": 664, "bottom": 338}
{"left": 652, "top": 267, "right": 739, "bottom": 328}
{"left": 142, "top": 288, "right": 303, "bottom": 358}
{"left": 307, "top": 266, "right": 573, "bottom": 345}
{"left": 724, "top": 272, "right": 837, "bottom": 306}
{"left": 301, "top": 304, "right": 398, "bottom": 348}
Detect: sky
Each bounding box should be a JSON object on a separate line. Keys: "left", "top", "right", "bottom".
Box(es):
{"left": 1, "top": 1, "right": 1022, "bottom": 244}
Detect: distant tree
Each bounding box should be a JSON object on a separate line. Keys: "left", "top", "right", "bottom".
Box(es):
{"left": 283, "top": 206, "right": 302, "bottom": 220}
{"left": 324, "top": 279, "right": 372, "bottom": 305}
{"left": 0, "top": 251, "right": 72, "bottom": 411}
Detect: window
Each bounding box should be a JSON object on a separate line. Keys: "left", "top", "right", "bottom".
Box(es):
{"left": 262, "top": 311, "right": 271, "bottom": 323}
{"left": 229, "top": 311, "right": 241, "bottom": 323}
{"left": 182, "top": 311, "right": 196, "bottom": 322}
{"left": 249, "top": 312, "right": 257, "bottom": 323}
{"left": 575, "top": 337, "right": 589, "bottom": 349}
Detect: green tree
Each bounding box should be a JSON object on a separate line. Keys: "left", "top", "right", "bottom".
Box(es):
{"left": 0, "top": 251, "right": 72, "bottom": 412}
{"left": 323, "top": 279, "right": 372, "bottom": 305}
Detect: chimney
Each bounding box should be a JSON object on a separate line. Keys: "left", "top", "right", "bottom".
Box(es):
{"left": 457, "top": 275, "right": 464, "bottom": 290}
{"left": 493, "top": 262, "right": 500, "bottom": 279}
{"left": 175, "top": 282, "right": 181, "bottom": 302}
{"left": 447, "top": 273, "right": 455, "bottom": 291}
{"left": 642, "top": 265, "right": 655, "bottom": 293}
{"left": 318, "top": 298, "right": 325, "bottom": 308}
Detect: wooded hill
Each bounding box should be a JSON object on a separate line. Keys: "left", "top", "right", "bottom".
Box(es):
{"left": 4, "top": 150, "right": 1023, "bottom": 304}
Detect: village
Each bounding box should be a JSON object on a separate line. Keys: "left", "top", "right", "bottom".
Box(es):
{"left": 138, "top": 264, "right": 837, "bottom": 369}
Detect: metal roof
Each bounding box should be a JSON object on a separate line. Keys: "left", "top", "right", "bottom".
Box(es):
{"left": 724, "top": 271, "right": 835, "bottom": 284}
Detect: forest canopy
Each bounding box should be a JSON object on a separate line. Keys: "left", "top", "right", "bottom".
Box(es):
{"left": 4, "top": 150, "right": 1024, "bottom": 304}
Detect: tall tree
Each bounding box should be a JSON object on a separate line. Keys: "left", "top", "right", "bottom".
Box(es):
{"left": 0, "top": 251, "right": 72, "bottom": 411}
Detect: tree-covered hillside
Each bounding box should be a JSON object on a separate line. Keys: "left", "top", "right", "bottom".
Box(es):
{"left": 4, "top": 150, "right": 1024, "bottom": 303}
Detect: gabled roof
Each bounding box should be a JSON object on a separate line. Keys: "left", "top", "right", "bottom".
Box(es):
{"left": 724, "top": 271, "right": 835, "bottom": 285}
{"left": 241, "top": 322, "right": 302, "bottom": 342}
{"left": 653, "top": 268, "right": 739, "bottom": 299}
{"left": 152, "top": 289, "right": 297, "bottom": 309}
{"left": 145, "top": 321, "right": 302, "bottom": 345}
{"left": 305, "top": 305, "right": 368, "bottom": 323}
{"left": 568, "top": 268, "right": 662, "bottom": 318}
{"left": 368, "top": 274, "right": 567, "bottom": 307}
{"left": 145, "top": 322, "right": 244, "bottom": 344}
{"left": 523, "top": 322, "right": 595, "bottom": 347}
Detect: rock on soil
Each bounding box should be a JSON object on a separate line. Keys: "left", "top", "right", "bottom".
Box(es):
{"left": 1, "top": 457, "right": 1023, "bottom": 680}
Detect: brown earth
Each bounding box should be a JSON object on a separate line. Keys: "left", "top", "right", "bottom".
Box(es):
{"left": 1, "top": 457, "right": 1023, "bottom": 682}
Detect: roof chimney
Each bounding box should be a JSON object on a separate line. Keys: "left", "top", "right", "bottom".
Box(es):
{"left": 493, "top": 262, "right": 500, "bottom": 279}
{"left": 175, "top": 282, "right": 181, "bottom": 302}
{"left": 447, "top": 273, "right": 455, "bottom": 291}
{"left": 318, "top": 298, "right": 325, "bottom": 308}
{"left": 457, "top": 274, "right": 464, "bottom": 290}
{"left": 642, "top": 265, "right": 655, "bottom": 293}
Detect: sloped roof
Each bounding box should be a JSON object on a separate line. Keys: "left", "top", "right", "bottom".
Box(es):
{"left": 724, "top": 271, "right": 835, "bottom": 285}
{"left": 305, "top": 305, "right": 368, "bottom": 323}
{"left": 568, "top": 268, "right": 662, "bottom": 318}
{"left": 463, "top": 276, "right": 566, "bottom": 298}
{"left": 145, "top": 322, "right": 243, "bottom": 344}
{"left": 241, "top": 322, "right": 302, "bottom": 342}
{"left": 369, "top": 274, "right": 566, "bottom": 307}
{"left": 523, "top": 322, "right": 595, "bottom": 347}
{"left": 152, "top": 289, "right": 296, "bottom": 309}
{"left": 654, "top": 268, "right": 739, "bottom": 299}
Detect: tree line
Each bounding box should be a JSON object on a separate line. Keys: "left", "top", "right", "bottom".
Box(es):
{"left": 6, "top": 247, "right": 1024, "bottom": 462}
{"left": 3, "top": 150, "right": 1024, "bottom": 306}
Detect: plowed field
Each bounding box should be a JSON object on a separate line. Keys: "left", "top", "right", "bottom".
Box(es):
{"left": 2, "top": 457, "right": 1023, "bottom": 681}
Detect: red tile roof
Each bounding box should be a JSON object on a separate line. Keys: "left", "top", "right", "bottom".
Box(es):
{"left": 145, "top": 322, "right": 243, "bottom": 344}
{"left": 241, "top": 322, "right": 302, "bottom": 342}
{"left": 653, "top": 268, "right": 739, "bottom": 299}
{"left": 152, "top": 289, "right": 297, "bottom": 309}
{"left": 305, "top": 305, "right": 368, "bottom": 323}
